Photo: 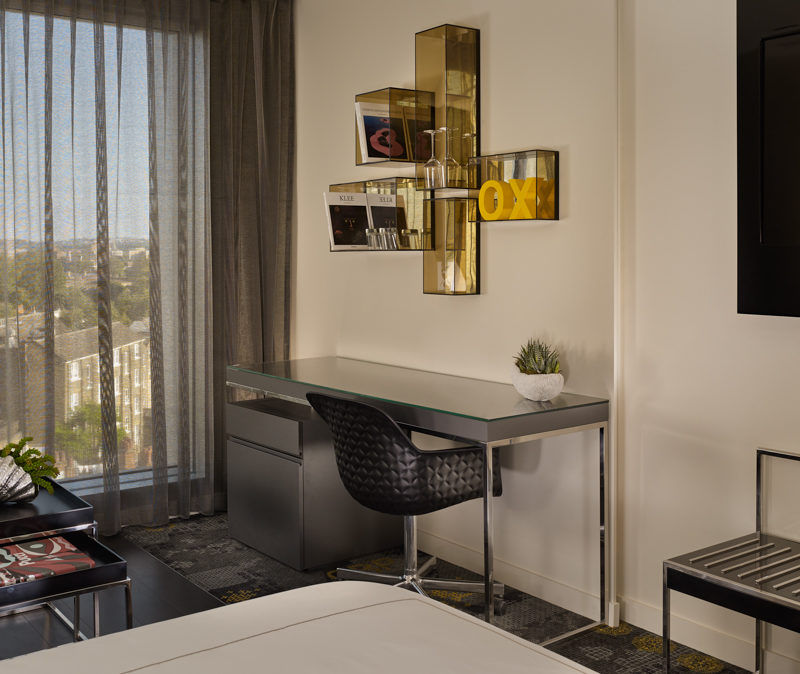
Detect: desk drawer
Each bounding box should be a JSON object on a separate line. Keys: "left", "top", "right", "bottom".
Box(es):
{"left": 0, "top": 532, "right": 127, "bottom": 609}
{"left": 226, "top": 398, "right": 306, "bottom": 458}
{"left": 227, "top": 438, "right": 303, "bottom": 569}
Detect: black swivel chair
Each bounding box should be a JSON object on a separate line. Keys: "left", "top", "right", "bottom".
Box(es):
{"left": 307, "top": 392, "right": 504, "bottom": 599}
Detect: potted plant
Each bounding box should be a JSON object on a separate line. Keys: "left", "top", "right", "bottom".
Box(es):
{"left": 511, "top": 338, "right": 564, "bottom": 401}
{"left": 0, "top": 437, "right": 59, "bottom": 503}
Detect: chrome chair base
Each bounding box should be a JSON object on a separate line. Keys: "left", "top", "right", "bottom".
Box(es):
{"left": 336, "top": 516, "right": 504, "bottom": 600}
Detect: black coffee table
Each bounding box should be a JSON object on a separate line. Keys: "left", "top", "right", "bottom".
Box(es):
{"left": 0, "top": 480, "right": 132, "bottom": 640}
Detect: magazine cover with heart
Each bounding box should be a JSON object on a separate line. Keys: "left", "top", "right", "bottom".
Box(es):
{"left": 0, "top": 536, "right": 96, "bottom": 586}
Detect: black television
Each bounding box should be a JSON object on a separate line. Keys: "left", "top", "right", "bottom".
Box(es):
{"left": 738, "top": 0, "right": 800, "bottom": 317}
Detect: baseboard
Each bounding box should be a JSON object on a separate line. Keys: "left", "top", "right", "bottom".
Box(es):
{"left": 419, "top": 528, "right": 800, "bottom": 671}
{"left": 612, "top": 595, "right": 800, "bottom": 671}
{"left": 762, "top": 649, "right": 800, "bottom": 673}
{"left": 622, "top": 596, "right": 755, "bottom": 670}
{"left": 417, "top": 528, "right": 601, "bottom": 621}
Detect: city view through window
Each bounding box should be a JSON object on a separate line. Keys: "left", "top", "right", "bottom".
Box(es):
{"left": 1, "top": 243, "right": 152, "bottom": 478}
{"left": 1, "top": 14, "right": 151, "bottom": 481}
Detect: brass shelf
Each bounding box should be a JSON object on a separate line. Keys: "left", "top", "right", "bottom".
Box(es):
{"left": 422, "top": 198, "right": 479, "bottom": 295}
{"left": 329, "top": 178, "right": 431, "bottom": 251}
{"left": 416, "top": 24, "right": 480, "bottom": 295}
{"left": 354, "top": 88, "right": 435, "bottom": 167}
{"left": 467, "top": 149, "right": 559, "bottom": 221}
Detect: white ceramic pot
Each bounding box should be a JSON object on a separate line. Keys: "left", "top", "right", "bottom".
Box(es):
{"left": 511, "top": 370, "right": 564, "bottom": 402}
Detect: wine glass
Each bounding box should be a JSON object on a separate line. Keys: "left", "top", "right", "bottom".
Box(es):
{"left": 422, "top": 128, "right": 444, "bottom": 189}
{"left": 442, "top": 127, "right": 461, "bottom": 187}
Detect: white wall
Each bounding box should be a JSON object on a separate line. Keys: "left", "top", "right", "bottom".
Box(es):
{"left": 295, "top": 0, "right": 617, "bottom": 618}
{"left": 619, "top": 1, "right": 800, "bottom": 669}
{"left": 296, "top": 0, "right": 800, "bottom": 669}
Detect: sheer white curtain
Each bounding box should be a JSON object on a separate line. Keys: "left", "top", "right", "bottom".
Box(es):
{"left": 0, "top": 0, "right": 213, "bottom": 533}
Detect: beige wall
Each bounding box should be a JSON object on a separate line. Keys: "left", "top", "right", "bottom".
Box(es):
{"left": 296, "top": 0, "right": 800, "bottom": 668}
{"left": 296, "top": 0, "right": 617, "bottom": 619}
{"left": 620, "top": 1, "right": 800, "bottom": 668}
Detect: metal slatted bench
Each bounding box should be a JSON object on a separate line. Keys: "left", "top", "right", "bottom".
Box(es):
{"left": 663, "top": 449, "right": 800, "bottom": 673}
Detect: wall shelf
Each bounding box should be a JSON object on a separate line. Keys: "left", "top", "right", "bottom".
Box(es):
{"left": 414, "top": 24, "right": 479, "bottom": 191}
{"left": 355, "top": 88, "right": 435, "bottom": 167}
{"left": 416, "top": 24, "right": 481, "bottom": 295}
{"left": 329, "top": 178, "right": 431, "bottom": 250}
{"left": 326, "top": 23, "right": 483, "bottom": 295}
{"left": 422, "top": 198, "right": 479, "bottom": 295}
{"left": 467, "top": 149, "right": 559, "bottom": 221}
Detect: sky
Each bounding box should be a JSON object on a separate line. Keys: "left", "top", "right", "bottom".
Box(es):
{"left": 2, "top": 10, "right": 149, "bottom": 243}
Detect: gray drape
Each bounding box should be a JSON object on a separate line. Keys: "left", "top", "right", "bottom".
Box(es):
{"left": 209, "top": 0, "right": 294, "bottom": 508}
{"left": 0, "top": 0, "right": 214, "bottom": 534}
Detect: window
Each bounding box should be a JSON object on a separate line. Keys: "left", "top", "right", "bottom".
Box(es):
{"left": 134, "top": 397, "right": 140, "bottom": 414}
{"left": 0, "top": 5, "right": 208, "bottom": 497}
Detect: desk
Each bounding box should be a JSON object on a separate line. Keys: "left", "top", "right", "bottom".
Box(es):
{"left": 227, "top": 356, "right": 614, "bottom": 627}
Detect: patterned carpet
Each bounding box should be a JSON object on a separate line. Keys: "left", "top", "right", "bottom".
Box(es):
{"left": 121, "top": 514, "right": 747, "bottom": 673}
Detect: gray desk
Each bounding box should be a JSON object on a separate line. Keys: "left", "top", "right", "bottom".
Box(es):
{"left": 227, "top": 356, "right": 613, "bottom": 628}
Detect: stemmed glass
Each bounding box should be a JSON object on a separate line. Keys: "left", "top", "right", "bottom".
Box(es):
{"left": 422, "top": 128, "right": 445, "bottom": 189}
{"left": 443, "top": 127, "right": 461, "bottom": 187}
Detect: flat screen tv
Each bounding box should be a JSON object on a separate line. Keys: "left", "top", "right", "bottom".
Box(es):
{"left": 738, "top": 0, "right": 800, "bottom": 317}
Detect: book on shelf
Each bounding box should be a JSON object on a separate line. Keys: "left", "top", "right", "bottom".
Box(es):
{"left": 323, "top": 192, "right": 371, "bottom": 250}
{"left": 0, "top": 535, "right": 96, "bottom": 586}
{"left": 355, "top": 102, "right": 409, "bottom": 163}
{"left": 366, "top": 193, "right": 407, "bottom": 230}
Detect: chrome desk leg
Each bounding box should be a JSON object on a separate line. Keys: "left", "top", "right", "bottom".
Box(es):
{"left": 73, "top": 595, "right": 81, "bottom": 642}
{"left": 663, "top": 566, "right": 670, "bottom": 673}
{"left": 600, "top": 424, "right": 606, "bottom": 623}
{"left": 483, "top": 442, "right": 495, "bottom": 623}
{"left": 125, "top": 580, "right": 133, "bottom": 629}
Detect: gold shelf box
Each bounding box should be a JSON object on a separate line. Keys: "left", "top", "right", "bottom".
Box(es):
{"left": 354, "top": 88, "right": 435, "bottom": 167}
{"left": 422, "top": 198, "right": 478, "bottom": 295}
{"left": 329, "top": 178, "right": 431, "bottom": 251}
{"left": 467, "top": 149, "right": 559, "bottom": 221}
{"left": 415, "top": 24, "right": 479, "bottom": 191}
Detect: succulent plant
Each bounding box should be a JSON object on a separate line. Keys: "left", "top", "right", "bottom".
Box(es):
{"left": 0, "top": 437, "right": 59, "bottom": 494}
{"left": 514, "top": 338, "right": 561, "bottom": 375}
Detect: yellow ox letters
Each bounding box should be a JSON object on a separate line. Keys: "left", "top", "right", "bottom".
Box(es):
{"left": 478, "top": 177, "right": 537, "bottom": 220}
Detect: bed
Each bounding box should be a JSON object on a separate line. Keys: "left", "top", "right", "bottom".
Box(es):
{"left": 3, "top": 581, "right": 595, "bottom": 673}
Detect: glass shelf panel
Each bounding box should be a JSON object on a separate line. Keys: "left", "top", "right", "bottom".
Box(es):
{"left": 328, "top": 178, "right": 432, "bottom": 251}
{"left": 422, "top": 198, "right": 478, "bottom": 295}
{"left": 415, "top": 25, "right": 479, "bottom": 190}
{"left": 467, "top": 149, "right": 559, "bottom": 221}
{"left": 355, "top": 87, "right": 435, "bottom": 167}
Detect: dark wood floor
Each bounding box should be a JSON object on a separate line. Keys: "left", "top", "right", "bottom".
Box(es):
{"left": 0, "top": 533, "right": 222, "bottom": 661}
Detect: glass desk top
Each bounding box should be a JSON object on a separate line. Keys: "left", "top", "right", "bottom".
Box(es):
{"left": 228, "top": 357, "right": 608, "bottom": 423}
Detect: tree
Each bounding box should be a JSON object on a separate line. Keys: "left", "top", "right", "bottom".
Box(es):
{"left": 0, "top": 250, "right": 68, "bottom": 315}
{"left": 59, "top": 287, "right": 96, "bottom": 330}
{"left": 55, "top": 402, "right": 128, "bottom": 467}
{"left": 113, "top": 284, "right": 149, "bottom": 325}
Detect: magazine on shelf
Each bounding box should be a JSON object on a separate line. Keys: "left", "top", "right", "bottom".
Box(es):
{"left": 355, "top": 102, "right": 409, "bottom": 163}
{"left": 366, "top": 193, "right": 407, "bottom": 231}
{"left": 0, "top": 535, "right": 96, "bottom": 586}
{"left": 323, "top": 192, "right": 371, "bottom": 250}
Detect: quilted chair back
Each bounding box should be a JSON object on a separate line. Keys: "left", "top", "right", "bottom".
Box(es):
{"left": 307, "top": 392, "right": 501, "bottom": 517}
